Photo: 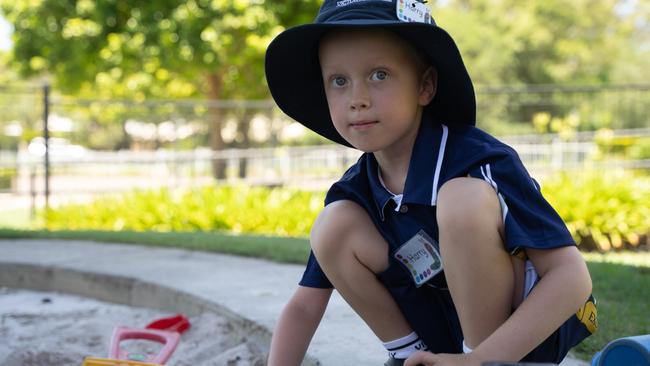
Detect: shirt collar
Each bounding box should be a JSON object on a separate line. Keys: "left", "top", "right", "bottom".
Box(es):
{"left": 367, "top": 118, "right": 448, "bottom": 219}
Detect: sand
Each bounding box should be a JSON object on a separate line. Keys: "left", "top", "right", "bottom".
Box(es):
{"left": 0, "top": 287, "right": 266, "bottom": 366}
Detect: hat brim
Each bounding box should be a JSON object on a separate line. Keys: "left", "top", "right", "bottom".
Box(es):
{"left": 265, "top": 20, "right": 475, "bottom": 147}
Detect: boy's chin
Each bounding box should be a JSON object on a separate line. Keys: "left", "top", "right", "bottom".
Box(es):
{"left": 337, "top": 133, "right": 383, "bottom": 153}
{"left": 346, "top": 141, "right": 376, "bottom": 153}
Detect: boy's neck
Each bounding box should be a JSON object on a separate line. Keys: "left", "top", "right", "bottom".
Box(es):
{"left": 374, "top": 148, "right": 413, "bottom": 195}
{"left": 372, "top": 115, "right": 423, "bottom": 195}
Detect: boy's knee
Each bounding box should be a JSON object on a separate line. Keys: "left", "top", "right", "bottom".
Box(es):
{"left": 437, "top": 177, "right": 502, "bottom": 234}
{"left": 311, "top": 200, "right": 389, "bottom": 273}
{"left": 311, "top": 200, "right": 365, "bottom": 257}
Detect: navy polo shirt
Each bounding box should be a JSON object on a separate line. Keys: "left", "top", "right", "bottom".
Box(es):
{"left": 299, "top": 117, "right": 577, "bottom": 354}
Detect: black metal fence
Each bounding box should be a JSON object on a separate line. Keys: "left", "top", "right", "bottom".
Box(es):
{"left": 1, "top": 83, "right": 649, "bottom": 212}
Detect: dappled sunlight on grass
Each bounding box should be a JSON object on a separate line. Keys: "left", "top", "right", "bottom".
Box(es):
{"left": 582, "top": 250, "right": 650, "bottom": 268}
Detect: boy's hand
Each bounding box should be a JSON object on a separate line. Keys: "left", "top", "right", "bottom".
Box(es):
{"left": 404, "top": 351, "right": 481, "bottom": 366}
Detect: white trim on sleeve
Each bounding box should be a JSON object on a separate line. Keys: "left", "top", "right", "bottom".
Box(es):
{"left": 431, "top": 124, "right": 448, "bottom": 205}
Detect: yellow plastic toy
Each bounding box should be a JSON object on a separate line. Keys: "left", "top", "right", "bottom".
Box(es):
{"left": 81, "top": 357, "right": 161, "bottom": 366}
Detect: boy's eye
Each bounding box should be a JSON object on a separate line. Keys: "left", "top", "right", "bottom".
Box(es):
{"left": 371, "top": 70, "right": 388, "bottom": 81}
{"left": 331, "top": 76, "right": 347, "bottom": 87}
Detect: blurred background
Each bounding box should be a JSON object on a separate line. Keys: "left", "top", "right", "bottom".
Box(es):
{"left": 1, "top": 2, "right": 649, "bottom": 360}
{"left": 0, "top": 0, "right": 649, "bottom": 251}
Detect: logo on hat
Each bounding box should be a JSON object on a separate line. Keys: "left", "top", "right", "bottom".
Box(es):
{"left": 336, "top": 0, "right": 391, "bottom": 8}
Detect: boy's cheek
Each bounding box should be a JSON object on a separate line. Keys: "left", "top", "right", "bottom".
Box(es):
{"left": 326, "top": 100, "right": 346, "bottom": 118}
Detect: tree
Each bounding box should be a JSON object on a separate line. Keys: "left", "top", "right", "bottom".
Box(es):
{"left": 0, "top": 0, "right": 320, "bottom": 178}
{"left": 431, "top": 0, "right": 649, "bottom": 85}
{"left": 430, "top": 0, "right": 650, "bottom": 131}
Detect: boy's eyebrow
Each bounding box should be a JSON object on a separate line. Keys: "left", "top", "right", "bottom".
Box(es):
{"left": 321, "top": 56, "right": 398, "bottom": 69}
{"left": 319, "top": 63, "right": 343, "bottom": 74}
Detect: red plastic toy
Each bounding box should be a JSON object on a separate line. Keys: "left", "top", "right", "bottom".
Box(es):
{"left": 145, "top": 314, "right": 191, "bottom": 334}
{"left": 81, "top": 314, "right": 191, "bottom": 366}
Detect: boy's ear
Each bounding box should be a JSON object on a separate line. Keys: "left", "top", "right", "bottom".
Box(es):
{"left": 419, "top": 67, "right": 437, "bottom": 106}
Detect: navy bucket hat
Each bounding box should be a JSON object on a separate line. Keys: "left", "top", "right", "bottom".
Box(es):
{"left": 265, "top": 0, "right": 476, "bottom": 147}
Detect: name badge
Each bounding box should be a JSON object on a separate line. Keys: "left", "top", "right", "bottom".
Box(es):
{"left": 394, "top": 230, "right": 442, "bottom": 287}
{"left": 396, "top": 0, "right": 434, "bottom": 24}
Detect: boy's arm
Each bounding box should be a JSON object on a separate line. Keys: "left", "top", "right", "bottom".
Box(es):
{"left": 267, "top": 285, "right": 333, "bottom": 366}
{"left": 471, "top": 245, "right": 592, "bottom": 363}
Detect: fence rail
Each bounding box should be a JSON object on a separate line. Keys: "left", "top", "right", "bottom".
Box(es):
{"left": 1, "top": 127, "right": 649, "bottom": 196}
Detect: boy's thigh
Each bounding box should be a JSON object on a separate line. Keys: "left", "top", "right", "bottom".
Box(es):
{"left": 311, "top": 199, "right": 390, "bottom": 274}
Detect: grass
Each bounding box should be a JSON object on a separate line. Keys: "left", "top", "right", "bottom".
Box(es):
{"left": 1, "top": 227, "right": 648, "bottom": 361}
{"left": 0, "top": 228, "right": 311, "bottom": 264}
{"left": 572, "top": 259, "right": 650, "bottom": 361}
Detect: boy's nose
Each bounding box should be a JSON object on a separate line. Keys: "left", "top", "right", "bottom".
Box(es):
{"left": 349, "top": 85, "right": 371, "bottom": 110}
{"left": 350, "top": 99, "right": 369, "bottom": 110}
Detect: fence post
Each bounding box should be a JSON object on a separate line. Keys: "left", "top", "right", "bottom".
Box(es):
{"left": 42, "top": 84, "right": 50, "bottom": 211}
{"left": 30, "top": 165, "right": 37, "bottom": 220}
{"left": 551, "top": 137, "right": 563, "bottom": 171}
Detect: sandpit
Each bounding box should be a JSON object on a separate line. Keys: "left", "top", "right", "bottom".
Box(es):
{"left": 0, "top": 287, "right": 266, "bottom": 366}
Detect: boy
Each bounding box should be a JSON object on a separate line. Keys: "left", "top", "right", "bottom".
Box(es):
{"left": 264, "top": 1, "right": 597, "bottom": 365}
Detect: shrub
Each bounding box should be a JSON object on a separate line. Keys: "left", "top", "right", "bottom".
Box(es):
{"left": 542, "top": 170, "right": 650, "bottom": 251}
{"left": 594, "top": 130, "right": 650, "bottom": 160}
{"left": 44, "top": 185, "right": 325, "bottom": 237}
{"left": 43, "top": 171, "right": 650, "bottom": 251}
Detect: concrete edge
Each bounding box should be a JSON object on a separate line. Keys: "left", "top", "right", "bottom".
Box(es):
{"left": 0, "top": 262, "right": 320, "bottom": 366}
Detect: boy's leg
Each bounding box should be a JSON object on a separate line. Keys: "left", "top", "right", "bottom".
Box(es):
{"left": 437, "top": 177, "right": 524, "bottom": 350}
{"left": 310, "top": 199, "right": 412, "bottom": 342}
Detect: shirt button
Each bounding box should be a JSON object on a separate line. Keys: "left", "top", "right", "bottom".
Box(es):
{"left": 399, "top": 205, "right": 409, "bottom": 213}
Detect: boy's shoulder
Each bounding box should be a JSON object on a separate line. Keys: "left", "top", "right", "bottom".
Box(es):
{"left": 444, "top": 124, "right": 517, "bottom": 161}
{"left": 447, "top": 124, "right": 511, "bottom": 149}
{"left": 334, "top": 153, "right": 370, "bottom": 186}
{"left": 323, "top": 123, "right": 528, "bottom": 204}
{"left": 327, "top": 124, "right": 522, "bottom": 188}
{"left": 323, "top": 153, "right": 379, "bottom": 216}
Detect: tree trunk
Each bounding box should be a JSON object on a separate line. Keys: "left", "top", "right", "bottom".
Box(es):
{"left": 206, "top": 73, "right": 227, "bottom": 180}
{"left": 237, "top": 110, "right": 253, "bottom": 179}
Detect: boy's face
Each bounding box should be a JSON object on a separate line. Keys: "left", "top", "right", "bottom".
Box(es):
{"left": 319, "top": 28, "right": 436, "bottom": 154}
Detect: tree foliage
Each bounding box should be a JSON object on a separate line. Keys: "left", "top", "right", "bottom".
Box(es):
{"left": 432, "top": 0, "right": 650, "bottom": 85}
{"left": 2, "top": 0, "right": 648, "bottom": 95}
{"left": 0, "top": 0, "right": 320, "bottom": 100}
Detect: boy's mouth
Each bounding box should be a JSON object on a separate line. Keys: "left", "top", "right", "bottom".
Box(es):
{"left": 349, "top": 120, "right": 378, "bottom": 130}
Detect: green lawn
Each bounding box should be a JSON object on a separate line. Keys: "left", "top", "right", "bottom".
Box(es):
{"left": 0, "top": 228, "right": 310, "bottom": 264}
{"left": 1, "top": 228, "right": 648, "bottom": 361}
{"left": 572, "top": 258, "right": 650, "bottom": 360}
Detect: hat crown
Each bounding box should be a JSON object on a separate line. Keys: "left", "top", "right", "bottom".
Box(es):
{"left": 316, "top": 0, "right": 437, "bottom": 26}
{"left": 316, "top": 0, "right": 396, "bottom": 23}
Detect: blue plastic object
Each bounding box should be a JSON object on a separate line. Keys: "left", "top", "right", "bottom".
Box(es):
{"left": 591, "top": 334, "right": 650, "bottom": 366}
